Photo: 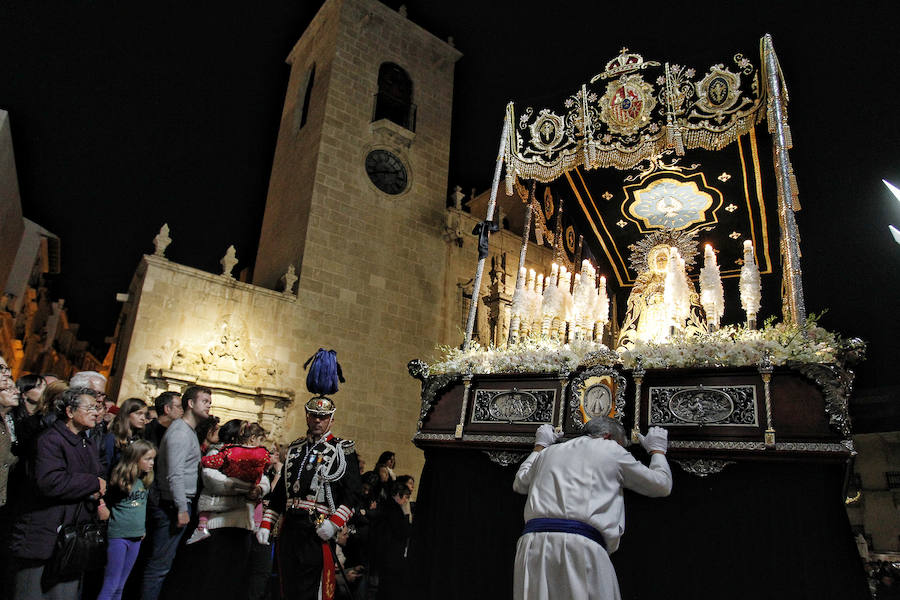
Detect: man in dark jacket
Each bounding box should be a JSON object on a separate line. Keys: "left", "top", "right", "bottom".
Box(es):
{"left": 9, "top": 387, "right": 106, "bottom": 600}
{"left": 372, "top": 481, "right": 412, "bottom": 600}
{"left": 142, "top": 391, "right": 183, "bottom": 448}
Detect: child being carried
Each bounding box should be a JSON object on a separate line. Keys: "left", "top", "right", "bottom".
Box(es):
{"left": 188, "top": 421, "right": 272, "bottom": 544}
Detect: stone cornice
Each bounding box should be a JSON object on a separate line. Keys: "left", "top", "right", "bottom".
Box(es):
{"left": 140, "top": 254, "right": 296, "bottom": 304}
{"left": 145, "top": 366, "right": 295, "bottom": 406}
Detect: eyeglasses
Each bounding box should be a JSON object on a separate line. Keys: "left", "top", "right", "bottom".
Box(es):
{"left": 0, "top": 364, "right": 11, "bottom": 375}
{"left": 76, "top": 404, "right": 101, "bottom": 414}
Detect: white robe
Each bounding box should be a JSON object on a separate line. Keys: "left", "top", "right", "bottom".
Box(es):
{"left": 513, "top": 436, "right": 672, "bottom": 600}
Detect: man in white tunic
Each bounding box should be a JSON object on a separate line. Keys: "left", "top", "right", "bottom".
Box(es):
{"left": 513, "top": 417, "right": 672, "bottom": 600}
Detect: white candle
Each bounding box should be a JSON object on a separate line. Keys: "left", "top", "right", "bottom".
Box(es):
{"left": 699, "top": 244, "right": 724, "bottom": 330}
{"left": 740, "top": 240, "right": 761, "bottom": 327}
{"left": 704, "top": 243, "right": 716, "bottom": 267}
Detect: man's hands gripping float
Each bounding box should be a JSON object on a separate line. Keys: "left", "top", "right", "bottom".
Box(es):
{"left": 637, "top": 426, "right": 668, "bottom": 455}
{"left": 533, "top": 424, "right": 564, "bottom": 452}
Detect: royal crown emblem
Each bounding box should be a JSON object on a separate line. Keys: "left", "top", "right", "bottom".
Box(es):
{"left": 591, "top": 48, "right": 661, "bottom": 82}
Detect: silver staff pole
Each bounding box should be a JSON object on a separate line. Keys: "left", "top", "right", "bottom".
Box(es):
{"left": 763, "top": 34, "right": 806, "bottom": 324}
{"left": 464, "top": 106, "right": 512, "bottom": 350}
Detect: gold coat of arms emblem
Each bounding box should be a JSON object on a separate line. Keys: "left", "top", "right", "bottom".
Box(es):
{"left": 599, "top": 73, "right": 657, "bottom": 136}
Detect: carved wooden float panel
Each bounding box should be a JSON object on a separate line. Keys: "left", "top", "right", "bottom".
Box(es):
{"left": 409, "top": 360, "right": 854, "bottom": 469}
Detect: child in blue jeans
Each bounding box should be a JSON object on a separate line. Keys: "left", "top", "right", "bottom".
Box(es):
{"left": 97, "top": 439, "right": 156, "bottom": 600}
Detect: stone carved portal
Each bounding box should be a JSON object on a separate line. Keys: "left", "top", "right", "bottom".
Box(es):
{"left": 146, "top": 314, "right": 294, "bottom": 441}
{"left": 170, "top": 315, "right": 279, "bottom": 385}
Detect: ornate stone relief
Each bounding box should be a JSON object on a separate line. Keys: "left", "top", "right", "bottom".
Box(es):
{"left": 146, "top": 314, "right": 293, "bottom": 439}
{"left": 168, "top": 315, "right": 278, "bottom": 387}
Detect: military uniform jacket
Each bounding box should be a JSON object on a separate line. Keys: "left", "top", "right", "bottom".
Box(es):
{"left": 268, "top": 432, "right": 361, "bottom": 528}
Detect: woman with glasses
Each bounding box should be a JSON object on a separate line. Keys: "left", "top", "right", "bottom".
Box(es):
{"left": 9, "top": 387, "right": 108, "bottom": 600}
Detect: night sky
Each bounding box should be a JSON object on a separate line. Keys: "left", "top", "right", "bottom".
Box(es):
{"left": 0, "top": 1, "right": 898, "bottom": 391}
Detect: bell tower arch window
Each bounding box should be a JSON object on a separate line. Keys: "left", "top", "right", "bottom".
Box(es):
{"left": 373, "top": 62, "right": 415, "bottom": 132}
{"left": 295, "top": 63, "right": 315, "bottom": 132}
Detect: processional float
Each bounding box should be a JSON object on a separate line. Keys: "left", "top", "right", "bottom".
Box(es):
{"left": 407, "top": 35, "right": 869, "bottom": 600}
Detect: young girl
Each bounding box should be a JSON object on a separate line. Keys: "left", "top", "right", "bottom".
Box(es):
{"left": 97, "top": 439, "right": 156, "bottom": 600}
{"left": 101, "top": 397, "right": 148, "bottom": 478}
{"left": 187, "top": 420, "right": 271, "bottom": 544}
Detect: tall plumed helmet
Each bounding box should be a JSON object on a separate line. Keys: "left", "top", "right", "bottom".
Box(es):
{"left": 303, "top": 348, "right": 345, "bottom": 396}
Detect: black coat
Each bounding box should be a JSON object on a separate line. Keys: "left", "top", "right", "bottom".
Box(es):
{"left": 372, "top": 499, "right": 411, "bottom": 575}
{"left": 9, "top": 419, "right": 102, "bottom": 560}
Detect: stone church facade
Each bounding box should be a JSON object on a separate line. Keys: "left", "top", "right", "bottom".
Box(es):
{"left": 108, "top": 0, "right": 556, "bottom": 479}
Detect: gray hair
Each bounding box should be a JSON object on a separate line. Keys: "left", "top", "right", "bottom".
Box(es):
{"left": 584, "top": 416, "right": 627, "bottom": 447}
{"left": 70, "top": 371, "right": 107, "bottom": 390}
{"left": 57, "top": 387, "right": 98, "bottom": 419}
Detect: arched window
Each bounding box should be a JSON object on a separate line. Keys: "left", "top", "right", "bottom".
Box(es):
{"left": 295, "top": 63, "right": 315, "bottom": 132}
{"left": 373, "top": 63, "right": 415, "bottom": 131}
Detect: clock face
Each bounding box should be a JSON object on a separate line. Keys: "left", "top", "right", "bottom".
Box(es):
{"left": 365, "top": 149, "right": 408, "bottom": 195}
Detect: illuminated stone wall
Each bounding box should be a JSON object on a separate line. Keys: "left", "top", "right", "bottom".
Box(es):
{"left": 846, "top": 432, "right": 900, "bottom": 554}
{"left": 110, "top": 255, "right": 303, "bottom": 441}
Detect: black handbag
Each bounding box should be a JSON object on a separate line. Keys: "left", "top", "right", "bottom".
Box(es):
{"left": 41, "top": 500, "right": 107, "bottom": 588}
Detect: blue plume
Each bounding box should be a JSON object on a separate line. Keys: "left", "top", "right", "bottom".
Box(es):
{"left": 303, "top": 348, "right": 345, "bottom": 395}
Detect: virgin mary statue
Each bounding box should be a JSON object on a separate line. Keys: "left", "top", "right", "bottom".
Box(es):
{"left": 616, "top": 232, "right": 707, "bottom": 349}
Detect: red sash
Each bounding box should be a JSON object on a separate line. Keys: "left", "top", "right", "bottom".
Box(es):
{"left": 321, "top": 542, "right": 336, "bottom": 600}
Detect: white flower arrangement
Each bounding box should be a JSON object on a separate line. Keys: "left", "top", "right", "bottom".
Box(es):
{"left": 428, "top": 316, "right": 849, "bottom": 376}
{"left": 615, "top": 318, "right": 841, "bottom": 369}
{"left": 429, "top": 338, "right": 605, "bottom": 376}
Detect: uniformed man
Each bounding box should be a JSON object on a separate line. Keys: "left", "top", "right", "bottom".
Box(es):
{"left": 256, "top": 396, "right": 361, "bottom": 600}
{"left": 513, "top": 417, "right": 672, "bottom": 600}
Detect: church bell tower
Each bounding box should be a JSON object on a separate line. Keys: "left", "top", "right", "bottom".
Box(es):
{"left": 253, "top": 0, "right": 461, "bottom": 469}
{"left": 255, "top": 0, "right": 460, "bottom": 288}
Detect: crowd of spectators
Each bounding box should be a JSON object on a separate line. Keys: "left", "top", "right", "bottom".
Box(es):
{"left": 0, "top": 355, "right": 415, "bottom": 600}
{"left": 867, "top": 561, "right": 900, "bottom": 599}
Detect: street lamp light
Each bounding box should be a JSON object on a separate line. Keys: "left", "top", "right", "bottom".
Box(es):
{"left": 883, "top": 179, "right": 900, "bottom": 245}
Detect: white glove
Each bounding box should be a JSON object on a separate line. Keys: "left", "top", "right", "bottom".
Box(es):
{"left": 316, "top": 519, "right": 338, "bottom": 541}
{"left": 535, "top": 424, "right": 562, "bottom": 448}
{"left": 255, "top": 527, "right": 270, "bottom": 545}
{"left": 637, "top": 426, "right": 668, "bottom": 454}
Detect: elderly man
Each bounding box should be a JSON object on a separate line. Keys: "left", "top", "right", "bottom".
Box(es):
{"left": 69, "top": 370, "right": 107, "bottom": 396}
{"left": 513, "top": 418, "right": 672, "bottom": 600}
{"left": 257, "top": 396, "right": 362, "bottom": 600}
